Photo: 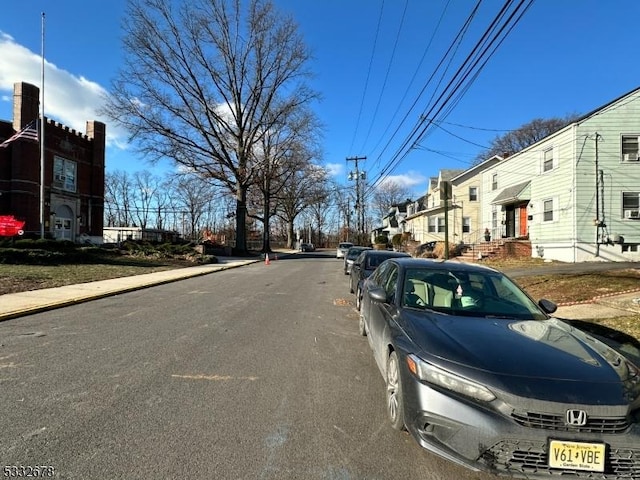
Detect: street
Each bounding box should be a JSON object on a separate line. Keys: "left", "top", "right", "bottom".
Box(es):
{"left": 0, "top": 252, "right": 496, "bottom": 479}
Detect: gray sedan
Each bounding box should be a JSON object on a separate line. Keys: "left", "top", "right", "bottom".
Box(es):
{"left": 359, "top": 257, "right": 640, "bottom": 478}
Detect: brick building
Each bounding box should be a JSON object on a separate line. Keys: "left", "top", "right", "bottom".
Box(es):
{"left": 0, "top": 82, "right": 105, "bottom": 242}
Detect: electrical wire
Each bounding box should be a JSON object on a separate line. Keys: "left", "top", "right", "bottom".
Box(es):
{"left": 365, "top": 0, "right": 535, "bottom": 199}
{"left": 367, "top": 0, "right": 454, "bottom": 164}
{"left": 358, "top": 0, "right": 409, "bottom": 154}
{"left": 348, "top": 0, "right": 385, "bottom": 156}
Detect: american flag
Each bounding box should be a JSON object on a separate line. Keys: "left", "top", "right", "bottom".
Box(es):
{"left": 0, "top": 120, "right": 39, "bottom": 148}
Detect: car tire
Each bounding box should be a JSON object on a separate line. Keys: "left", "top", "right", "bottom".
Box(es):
{"left": 356, "top": 286, "right": 362, "bottom": 311}
{"left": 358, "top": 313, "right": 367, "bottom": 336}
{"left": 386, "top": 351, "right": 405, "bottom": 431}
{"left": 349, "top": 280, "right": 354, "bottom": 294}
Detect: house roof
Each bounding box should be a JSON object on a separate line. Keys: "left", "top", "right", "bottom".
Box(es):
{"left": 491, "top": 181, "right": 531, "bottom": 205}
{"left": 576, "top": 85, "right": 640, "bottom": 123}
{"left": 440, "top": 169, "right": 465, "bottom": 180}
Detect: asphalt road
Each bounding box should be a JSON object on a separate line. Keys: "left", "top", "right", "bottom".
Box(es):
{"left": 0, "top": 252, "right": 496, "bottom": 480}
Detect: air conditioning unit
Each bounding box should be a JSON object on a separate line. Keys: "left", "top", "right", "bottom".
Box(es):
{"left": 624, "top": 209, "right": 640, "bottom": 218}
{"left": 624, "top": 153, "right": 639, "bottom": 161}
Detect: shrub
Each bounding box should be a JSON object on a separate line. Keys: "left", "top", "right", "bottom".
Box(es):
{"left": 374, "top": 235, "right": 388, "bottom": 245}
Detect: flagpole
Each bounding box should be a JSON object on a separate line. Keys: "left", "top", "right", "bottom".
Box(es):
{"left": 39, "top": 12, "right": 45, "bottom": 239}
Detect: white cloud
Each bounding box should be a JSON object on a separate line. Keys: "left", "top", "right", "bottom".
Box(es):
{"left": 380, "top": 171, "right": 427, "bottom": 190}
{"left": 0, "top": 32, "right": 127, "bottom": 148}
{"left": 324, "top": 162, "right": 344, "bottom": 178}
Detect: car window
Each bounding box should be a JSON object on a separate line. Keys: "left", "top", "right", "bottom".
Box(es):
{"left": 369, "top": 260, "right": 391, "bottom": 285}
{"left": 383, "top": 265, "right": 399, "bottom": 303}
{"left": 366, "top": 255, "right": 383, "bottom": 270}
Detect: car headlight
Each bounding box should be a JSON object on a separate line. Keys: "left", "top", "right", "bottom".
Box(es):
{"left": 407, "top": 354, "right": 496, "bottom": 402}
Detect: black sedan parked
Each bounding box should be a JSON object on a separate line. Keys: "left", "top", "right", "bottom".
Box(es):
{"left": 358, "top": 257, "right": 640, "bottom": 478}
{"left": 343, "top": 245, "right": 371, "bottom": 275}
{"left": 349, "top": 249, "right": 410, "bottom": 310}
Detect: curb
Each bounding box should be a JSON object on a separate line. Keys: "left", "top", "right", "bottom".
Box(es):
{"left": 0, "top": 259, "right": 262, "bottom": 323}
{"left": 556, "top": 288, "right": 640, "bottom": 307}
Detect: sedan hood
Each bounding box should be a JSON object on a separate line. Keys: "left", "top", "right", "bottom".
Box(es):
{"left": 405, "top": 313, "right": 640, "bottom": 402}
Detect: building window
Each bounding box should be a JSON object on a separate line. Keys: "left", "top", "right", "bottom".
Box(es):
{"left": 543, "top": 199, "right": 554, "bottom": 222}
{"left": 491, "top": 208, "right": 498, "bottom": 230}
{"left": 491, "top": 173, "right": 498, "bottom": 191}
{"left": 53, "top": 156, "right": 77, "bottom": 193}
{"left": 622, "top": 135, "right": 640, "bottom": 162}
{"left": 462, "top": 217, "right": 470, "bottom": 233}
{"left": 427, "top": 217, "right": 436, "bottom": 233}
{"left": 622, "top": 192, "right": 640, "bottom": 218}
{"left": 469, "top": 186, "right": 478, "bottom": 201}
{"left": 542, "top": 147, "right": 554, "bottom": 172}
{"left": 437, "top": 217, "right": 445, "bottom": 233}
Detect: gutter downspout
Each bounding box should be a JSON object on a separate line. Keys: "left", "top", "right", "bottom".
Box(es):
{"left": 572, "top": 125, "right": 578, "bottom": 263}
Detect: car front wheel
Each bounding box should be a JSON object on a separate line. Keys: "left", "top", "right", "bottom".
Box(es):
{"left": 356, "top": 286, "right": 362, "bottom": 311}
{"left": 386, "top": 351, "right": 405, "bottom": 431}
{"left": 358, "top": 313, "right": 367, "bottom": 336}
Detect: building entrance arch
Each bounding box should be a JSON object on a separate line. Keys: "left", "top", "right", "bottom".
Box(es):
{"left": 53, "top": 205, "right": 74, "bottom": 241}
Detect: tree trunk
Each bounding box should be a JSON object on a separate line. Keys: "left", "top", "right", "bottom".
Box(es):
{"left": 234, "top": 185, "right": 248, "bottom": 256}
{"left": 261, "top": 189, "right": 272, "bottom": 253}
{"left": 286, "top": 221, "right": 295, "bottom": 249}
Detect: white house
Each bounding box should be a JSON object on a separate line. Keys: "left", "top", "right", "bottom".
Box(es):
{"left": 480, "top": 87, "right": 640, "bottom": 262}
{"left": 450, "top": 155, "right": 504, "bottom": 244}
{"left": 404, "top": 169, "right": 464, "bottom": 245}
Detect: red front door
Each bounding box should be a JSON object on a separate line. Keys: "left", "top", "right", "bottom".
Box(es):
{"left": 519, "top": 206, "right": 528, "bottom": 237}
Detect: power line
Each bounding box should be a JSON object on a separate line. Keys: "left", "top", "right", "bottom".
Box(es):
{"left": 358, "top": 0, "right": 409, "bottom": 153}
{"left": 348, "top": 0, "right": 385, "bottom": 156}
{"left": 365, "top": 0, "right": 534, "bottom": 198}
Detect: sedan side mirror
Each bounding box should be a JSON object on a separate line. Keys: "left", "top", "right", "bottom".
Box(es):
{"left": 368, "top": 286, "right": 388, "bottom": 304}
{"left": 538, "top": 298, "right": 557, "bottom": 314}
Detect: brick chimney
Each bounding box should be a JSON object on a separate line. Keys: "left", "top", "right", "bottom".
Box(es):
{"left": 12, "top": 82, "right": 40, "bottom": 130}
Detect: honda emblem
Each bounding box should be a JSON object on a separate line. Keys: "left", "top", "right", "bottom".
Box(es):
{"left": 566, "top": 409, "right": 588, "bottom": 427}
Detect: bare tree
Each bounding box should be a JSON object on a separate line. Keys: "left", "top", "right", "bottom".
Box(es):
{"left": 305, "top": 186, "right": 334, "bottom": 248}
{"left": 153, "top": 177, "right": 174, "bottom": 230}
{"left": 248, "top": 104, "right": 321, "bottom": 252}
{"left": 370, "top": 180, "right": 411, "bottom": 222}
{"left": 172, "top": 175, "right": 217, "bottom": 241}
{"left": 475, "top": 115, "right": 580, "bottom": 163}
{"left": 276, "top": 163, "right": 329, "bottom": 248}
{"left": 132, "top": 170, "right": 163, "bottom": 230}
{"left": 102, "top": 0, "right": 317, "bottom": 254}
{"left": 104, "top": 170, "right": 136, "bottom": 227}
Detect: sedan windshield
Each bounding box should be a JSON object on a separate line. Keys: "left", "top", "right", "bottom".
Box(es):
{"left": 402, "top": 267, "right": 547, "bottom": 320}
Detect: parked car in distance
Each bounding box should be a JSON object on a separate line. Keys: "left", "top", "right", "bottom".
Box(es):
{"left": 343, "top": 246, "right": 371, "bottom": 275}
{"left": 415, "top": 241, "right": 437, "bottom": 256}
{"left": 349, "top": 250, "right": 410, "bottom": 309}
{"left": 299, "top": 243, "right": 314, "bottom": 252}
{"left": 358, "top": 256, "right": 640, "bottom": 478}
{"left": 336, "top": 242, "right": 354, "bottom": 259}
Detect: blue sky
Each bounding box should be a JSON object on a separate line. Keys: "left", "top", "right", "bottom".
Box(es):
{"left": 1, "top": 1, "right": 640, "bottom": 199}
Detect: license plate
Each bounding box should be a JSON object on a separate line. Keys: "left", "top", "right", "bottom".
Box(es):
{"left": 548, "top": 440, "right": 606, "bottom": 472}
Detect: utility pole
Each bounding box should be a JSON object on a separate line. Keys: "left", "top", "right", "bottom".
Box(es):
{"left": 594, "top": 133, "right": 601, "bottom": 257}
{"left": 441, "top": 181, "right": 452, "bottom": 259}
{"left": 347, "top": 156, "right": 366, "bottom": 244}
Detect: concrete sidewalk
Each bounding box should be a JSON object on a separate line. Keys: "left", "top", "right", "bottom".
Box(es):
{"left": 0, "top": 256, "right": 263, "bottom": 321}
{"left": 554, "top": 290, "right": 640, "bottom": 320}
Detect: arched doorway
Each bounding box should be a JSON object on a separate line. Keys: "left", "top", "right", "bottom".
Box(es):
{"left": 53, "top": 205, "right": 74, "bottom": 241}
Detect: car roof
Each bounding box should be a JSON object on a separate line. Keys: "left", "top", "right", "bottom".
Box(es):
{"left": 359, "top": 250, "right": 411, "bottom": 259}
{"left": 386, "top": 257, "right": 499, "bottom": 274}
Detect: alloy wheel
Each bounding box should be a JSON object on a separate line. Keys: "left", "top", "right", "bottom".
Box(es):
{"left": 386, "top": 351, "right": 405, "bottom": 431}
